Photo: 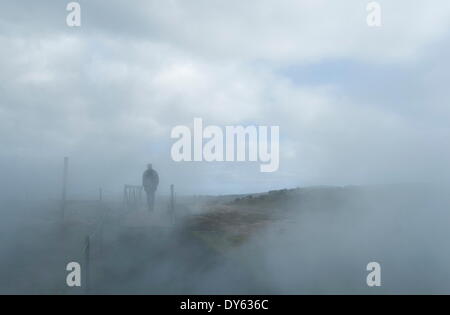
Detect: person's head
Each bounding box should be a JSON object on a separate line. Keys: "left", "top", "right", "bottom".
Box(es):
{"left": 147, "top": 163, "right": 153, "bottom": 170}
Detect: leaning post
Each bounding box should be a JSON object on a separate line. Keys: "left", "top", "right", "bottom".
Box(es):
{"left": 170, "top": 184, "right": 175, "bottom": 223}
{"left": 84, "top": 236, "right": 90, "bottom": 295}
{"left": 61, "top": 157, "right": 69, "bottom": 220}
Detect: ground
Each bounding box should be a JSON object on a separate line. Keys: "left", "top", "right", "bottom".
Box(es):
{"left": 2, "top": 184, "right": 450, "bottom": 294}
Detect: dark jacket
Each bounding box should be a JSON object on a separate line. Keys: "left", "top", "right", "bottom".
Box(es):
{"left": 142, "top": 169, "right": 159, "bottom": 191}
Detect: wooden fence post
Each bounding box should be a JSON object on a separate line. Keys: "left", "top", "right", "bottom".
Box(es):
{"left": 61, "top": 157, "right": 68, "bottom": 220}
{"left": 84, "top": 235, "right": 90, "bottom": 294}
{"left": 170, "top": 184, "right": 175, "bottom": 223}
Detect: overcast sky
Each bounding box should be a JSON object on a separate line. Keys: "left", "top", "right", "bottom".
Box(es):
{"left": 1, "top": 0, "right": 450, "bottom": 199}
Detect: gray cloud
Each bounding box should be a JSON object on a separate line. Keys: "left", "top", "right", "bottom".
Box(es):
{"left": 1, "top": 1, "right": 450, "bottom": 198}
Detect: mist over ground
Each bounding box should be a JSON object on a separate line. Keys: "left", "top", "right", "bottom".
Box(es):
{"left": 2, "top": 183, "right": 450, "bottom": 294}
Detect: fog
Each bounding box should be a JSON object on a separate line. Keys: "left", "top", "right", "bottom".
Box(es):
{"left": 2, "top": 0, "right": 450, "bottom": 294}
{"left": 2, "top": 184, "right": 450, "bottom": 294}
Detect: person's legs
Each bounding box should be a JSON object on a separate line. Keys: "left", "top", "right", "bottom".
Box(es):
{"left": 145, "top": 190, "right": 150, "bottom": 211}
{"left": 146, "top": 190, "right": 155, "bottom": 211}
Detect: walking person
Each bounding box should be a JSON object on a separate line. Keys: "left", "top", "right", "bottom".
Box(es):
{"left": 142, "top": 164, "right": 159, "bottom": 211}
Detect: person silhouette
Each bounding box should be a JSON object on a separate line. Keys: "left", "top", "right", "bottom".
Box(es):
{"left": 142, "top": 164, "right": 159, "bottom": 211}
